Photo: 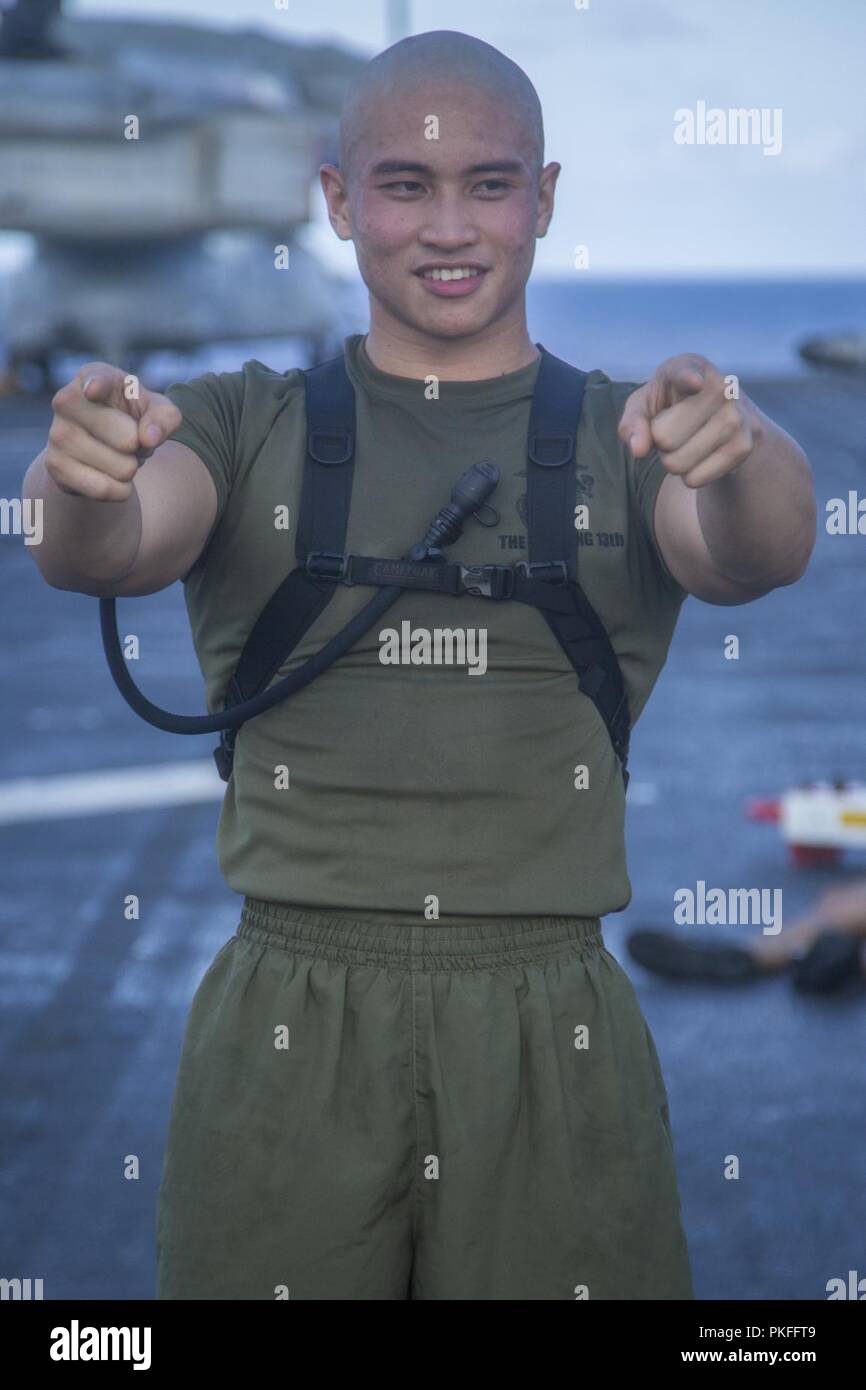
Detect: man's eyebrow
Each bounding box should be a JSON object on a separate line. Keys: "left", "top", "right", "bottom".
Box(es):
{"left": 369, "top": 159, "right": 527, "bottom": 176}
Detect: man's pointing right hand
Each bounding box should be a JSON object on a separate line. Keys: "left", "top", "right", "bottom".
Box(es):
{"left": 46, "top": 362, "right": 183, "bottom": 501}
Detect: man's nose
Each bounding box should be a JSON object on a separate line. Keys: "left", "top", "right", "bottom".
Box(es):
{"left": 417, "top": 193, "right": 481, "bottom": 248}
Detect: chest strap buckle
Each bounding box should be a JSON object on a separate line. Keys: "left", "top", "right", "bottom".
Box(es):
{"left": 457, "top": 563, "right": 516, "bottom": 600}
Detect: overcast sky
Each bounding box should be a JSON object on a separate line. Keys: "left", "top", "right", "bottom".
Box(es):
{"left": 39, "top": 0, "right": 866, "bottom": 277}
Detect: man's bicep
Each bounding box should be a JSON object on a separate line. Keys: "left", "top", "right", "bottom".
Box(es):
{"left": 110, "top": 441, "right": 218, "bottom": 596}
{"left": 653, "top": 471, "right": 771, "bottom": 606}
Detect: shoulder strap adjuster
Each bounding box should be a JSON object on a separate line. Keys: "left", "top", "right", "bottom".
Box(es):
{"left": 528, "top": 432, "right": 574, "bottom": 468}
{"left": 308, "top": 428, "right": 353, "bottom": 465}
{"left": 516, "top": 559, "right": 568, "bottom": 584}
{"left": 306, "top": 550, "right": 354, "bottom": 582}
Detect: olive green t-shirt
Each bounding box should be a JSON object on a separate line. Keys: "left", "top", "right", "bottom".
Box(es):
{"left": 166, "top": 333, "right": 687, "bottom": 920}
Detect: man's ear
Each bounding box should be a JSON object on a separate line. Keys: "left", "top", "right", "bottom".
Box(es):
{"left": 319, "top": 164, "right": 353, "bottom": 241}
{"left": 536, "top": 161, "right": 560, "bottom": 238}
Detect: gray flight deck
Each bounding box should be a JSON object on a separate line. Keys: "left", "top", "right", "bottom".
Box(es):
{"left": 1, "top": 371, "right": 864, "bottom": 1300}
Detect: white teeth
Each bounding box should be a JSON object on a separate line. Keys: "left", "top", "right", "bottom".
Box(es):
{"left": 422, "top": 267, "right": 482, "bottom": 281}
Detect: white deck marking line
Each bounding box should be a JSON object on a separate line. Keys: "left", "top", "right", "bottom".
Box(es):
{"left": 0, "top": 759, "right": 224, "bottom": 824}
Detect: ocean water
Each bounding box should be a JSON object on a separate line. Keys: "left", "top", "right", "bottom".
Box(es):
{"left": 44, "top": 276, "right": 866, "bottom": 387}
{"left": 524, "top": 277, "right": 866, "bottom": 381}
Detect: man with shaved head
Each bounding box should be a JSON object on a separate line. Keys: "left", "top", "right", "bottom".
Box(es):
{"left": 333, "top": 30, "right": 550, "bottom": 376}
{"left": 339, "top": 30, "right": 546, "bottom": 177}
{"left": 26, "top": 29, "right": 814, "bottom": 1301}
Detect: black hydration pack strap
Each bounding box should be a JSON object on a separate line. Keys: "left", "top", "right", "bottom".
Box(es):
{"left": 526, "top": 348, "right": 631, "bottom": 780}
{"left": 213, "top": 345, "right": 630, "bottom": 786}
{"left": 237, "top": 352, "right": 356, "bottom": 694}
{"left": 213, "top": 353, "right": 358, "bottom": 776}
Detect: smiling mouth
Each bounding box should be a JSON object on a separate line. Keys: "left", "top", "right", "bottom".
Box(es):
{"left": 416, "top": 267, "right": 486, "bottom": 281}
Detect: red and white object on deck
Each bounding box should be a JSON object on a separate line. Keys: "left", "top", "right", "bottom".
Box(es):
{"left": 745, "top": 781, "right": 866, "bottom": 867}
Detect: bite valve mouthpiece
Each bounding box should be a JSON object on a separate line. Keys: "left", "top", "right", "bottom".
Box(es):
{"left": 421, "top": 460, "right": 500, "bottom": 549}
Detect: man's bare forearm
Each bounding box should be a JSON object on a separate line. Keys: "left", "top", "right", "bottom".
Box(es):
{"left": 695, "top": 408, "right": 816, "bottom": 589}
{"left": 22, "top": 448, "right": 143, "bottom": 589}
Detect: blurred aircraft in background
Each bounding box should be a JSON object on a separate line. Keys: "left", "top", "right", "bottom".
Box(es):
{"left": 0, "top": 0, "right": 367, "bottom": 388}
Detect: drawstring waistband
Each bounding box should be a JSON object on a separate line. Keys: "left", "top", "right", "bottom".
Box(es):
{"left": 237, "top": 896, "right": 605, "bottom": 971}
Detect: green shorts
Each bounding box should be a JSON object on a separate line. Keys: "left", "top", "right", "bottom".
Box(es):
{"left": 156, "top": 899, "right": 694, "bottom": 1300}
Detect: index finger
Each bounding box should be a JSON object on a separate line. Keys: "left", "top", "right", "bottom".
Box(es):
{"left": 663, "top": 361, "right": 707, "bottom": 402}
{"left": 651, "top": 363, "right": 720, "bottom": 443}
{"left": 52, "top": 374, "right": 141, "bottom": 453}
{"left": 77, "top": 362, "right": 129, "bottom": 405}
